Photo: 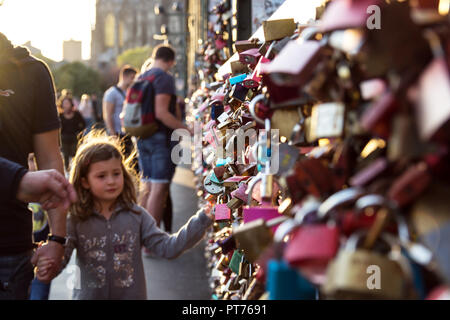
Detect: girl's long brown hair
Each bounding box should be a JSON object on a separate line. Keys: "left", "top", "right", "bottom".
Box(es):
{"left": 69, "top": 130, "right": 140, "bottom": 220}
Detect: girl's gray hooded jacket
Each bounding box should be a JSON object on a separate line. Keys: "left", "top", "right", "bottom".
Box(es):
{"left": 62, "top": 204, "right": 213, "bottom": 300}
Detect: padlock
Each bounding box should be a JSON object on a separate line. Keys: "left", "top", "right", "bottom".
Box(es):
{"left": 262, "top": 18, "right": 297, "bottom": 42}
{"left": 415, "top": 29, "right": 450, "bottom": 142}
{"left": 360, "top": 91, "right": 400, "bottom": 139}
{"left": 284, "top": 223, "right": 340, "bottom": 286}
{"left": 229, "top": 83, "right": 249, "bottom": 102}
{"left": 283, "top": 191, "right": 357, "bottom": 285}
{"left": 320, "top": 0, "right": 384, "bottom": 32}
{"left": 309, "top": 102, "right": 345, "bottom": 141}
{"left": 349, "top": 157, "right": 389, "bottom": 187}
{"left": 322, "top": 231, "right": 414, "bottom": 300}
{"left": 218, "top": 235, "right": 237, "bottom": 255}
{"left": 214, "top": 194, "right": 231, "bottom": 221}
{"left": 230, "top": 60, "right": 249, "bottom": 75}
{"left": 239, "top": 48, "right": 261, "bottom": 67}
{"left": 232, "top": 216, "right": 288, "bottom": 263}
{"left": 229, "top": 250, "right": 244, "bottom": 275}
{"left": 242, "top": 69, "right": 261, "bottom": 89}
{"left": 360, "top": 1, "right": 433, "bottom": 79}
{"left": 210, "top": 100, "right": 224, "bottom": 121}
{"left": 204, "top": 171, "right": 224, "bottom": 195}
{"left": 270, "top": 108, "right": 303, "bottom": 140}
{"left": 265, "top": 40, "right": 324, "bottom": 87}
{"left": 285, "top": 158, "right": 336, "bottom": 202}
{"left": 230, "top": 182, "right": 251, "bottom": 204}
{"left": 248, "top": 94, "right": 274, "bottom": 125}
{"left": 229, "top": 74, "right": 247, "bottom": 85}
{"left": 387, "top": 161, "right": 431, "bottom": 208}
{"left": 238, "top": 255, "right": 251, "bottom": 279}
{"left": 266, "top": 218, "right": 317, "bottom": 300}
{"left": 213, "top": 166, "right": 227, "bottom": 181}
{"left": 355, "top": 194, "right": 435, "bottom": 268}
{"left": 223, "top": 176, "right": 251, "bottom": 188}
{"left": 266, "top": 259, "right": 317, "bottom": 300}
{"left": 234, "top": 39, "right": 261, "bottom": 53}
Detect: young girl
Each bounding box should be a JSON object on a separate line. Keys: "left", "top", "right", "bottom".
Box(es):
{"left": 36, "top": 131, "right": 213, "bottom": 300}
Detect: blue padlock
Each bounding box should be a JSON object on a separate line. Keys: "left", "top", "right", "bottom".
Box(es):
{"left": 266, "top": 259, "right": 316, "bottom": 300}
{"left": 210, "top": 100, "right": 224, "bottom": 120}
{"left": 216, "top": 157, "right": 233, "bottom": 167}
{"left": 229, "top": 73, "right": 247, "bottom": 85}
{"left": 402, "top": 248, "right": 427, "bottom": 300}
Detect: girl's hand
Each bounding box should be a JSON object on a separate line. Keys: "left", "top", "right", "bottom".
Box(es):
{"left": 36, "top": 257, "right": 55, "bottom": 277}
{"left": 202, "top": 202, "right": 214, "bottom": 220}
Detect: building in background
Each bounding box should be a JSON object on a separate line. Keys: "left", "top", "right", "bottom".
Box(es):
{"left": 90, "top": 0, "right": 188, "bottom": 95}
{"left": 89, "top": 0, "right": 287, "bottom": 96}
{"left": 63, "top": 40, "right": 82, "bottom": 62}
{"left": 22, "top": 41, "right": 42, "bottom": 56}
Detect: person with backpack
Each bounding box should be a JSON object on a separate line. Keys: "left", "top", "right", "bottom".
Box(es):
{"left": 132, "top": 45, "right": 192, "bottom": 238}
{"left": 102, "top": 65, "right": 139, "bottom": 173}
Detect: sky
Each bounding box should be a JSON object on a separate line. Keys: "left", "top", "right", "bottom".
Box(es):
{"left": 0, "top": 0, "right": 96, "bottom": 61}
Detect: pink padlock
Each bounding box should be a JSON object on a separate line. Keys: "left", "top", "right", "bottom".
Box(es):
{"left": 215, "top": 204, "right": 231, "bottom": 221}
{"left": 239, "top": 48, "right": 261, "bottom": 66}
{"left": 231, "top": 183, "right": 250, "bottom": 203}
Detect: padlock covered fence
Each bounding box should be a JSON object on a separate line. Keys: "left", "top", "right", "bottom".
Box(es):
{"left": 185, "top": 0, "right": 450, "bottom": 301}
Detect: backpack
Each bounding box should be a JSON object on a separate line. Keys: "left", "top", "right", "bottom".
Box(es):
{"left": 120, "top": 74, "right": 159, "bottom": 138}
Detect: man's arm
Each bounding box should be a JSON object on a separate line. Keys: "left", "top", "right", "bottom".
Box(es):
{"left": 155, "top": 94, "right": 190, "bottom": 132}
{"left": 33, "top": 129, "right": 67, "bottom": 238}
{"left": 103, "top": 100, "right": 116, "bottom": 135}
{"left": 0, "top": 157, "right": 28, "bottom": 204}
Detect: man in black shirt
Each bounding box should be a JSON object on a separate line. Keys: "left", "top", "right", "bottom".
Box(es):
{"left": 0, "top": 32, "right": 67, "bottom": 299}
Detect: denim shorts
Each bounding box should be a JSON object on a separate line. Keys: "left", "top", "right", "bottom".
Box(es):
{"left": 137, "top": 131, "right": 177, "bottom": 183}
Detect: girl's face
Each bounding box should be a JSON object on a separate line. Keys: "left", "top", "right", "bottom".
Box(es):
{"left": 62, "top": 99, "right": 73, "bottom": 112}
{"left": 81, "top": 157, "right": 124, "bottom": 207}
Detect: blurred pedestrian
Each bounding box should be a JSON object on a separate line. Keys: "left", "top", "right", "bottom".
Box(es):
{"left": 78, "top": 94, "right": 95, "bottom": 133}
{"left": 102, "top": 65, "right": 139, "bottom": 173}
{"left": 90, "top": 93, "right": 102, "bottom": 127}
{"left": 58, "top": 95, "right": 85, "bottom": 172}
{"left": 137, "top": 45, "right": 192, "bottom": 236}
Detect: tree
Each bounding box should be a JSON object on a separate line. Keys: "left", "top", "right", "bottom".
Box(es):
{"left": 53, "top": 62, "right": 101, "bottom": 97}
{"left": 117, "top": 45, "right": 151, "bottom": 70}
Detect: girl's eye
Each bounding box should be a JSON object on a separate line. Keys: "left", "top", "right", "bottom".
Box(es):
{"left": 114, "top": 172, "right": 121, "bottom": 176}
{"left": 97, "top": 175, "right": 105, "bottom": 179}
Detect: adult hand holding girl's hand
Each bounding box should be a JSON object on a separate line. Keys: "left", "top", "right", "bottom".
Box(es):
{"left": 31, "top": 241, "right": 64, "bottom": 283}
